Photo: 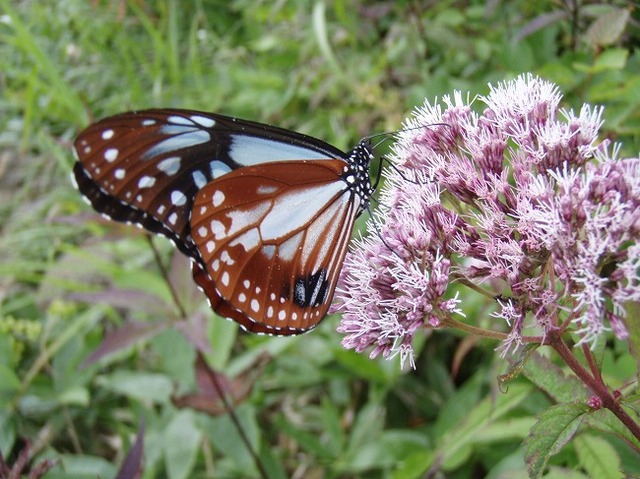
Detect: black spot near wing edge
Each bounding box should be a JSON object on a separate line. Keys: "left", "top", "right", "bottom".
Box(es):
{"left": 293, "top": 268, "right": 330, "bottom": 308}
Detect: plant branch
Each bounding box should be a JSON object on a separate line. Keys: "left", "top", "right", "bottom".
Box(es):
{"left": 548, "top": 331, "right": 640, "bottom": 443}
{"left": 145, "top": 235, "right": 188, "bottom": 319}
{"left": 439, "top": 316, "right": 544, "bottom": 344}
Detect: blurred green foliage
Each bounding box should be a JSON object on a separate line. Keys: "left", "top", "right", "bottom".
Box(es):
{"left": 1, "top": 1, "right": 638, "bottom": 478}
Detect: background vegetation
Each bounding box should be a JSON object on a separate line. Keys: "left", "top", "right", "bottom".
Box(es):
{"left": 1, "top": 1, "right": 639, "bottom": 478}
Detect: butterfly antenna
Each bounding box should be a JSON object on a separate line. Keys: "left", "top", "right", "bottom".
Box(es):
{"left": 364, "top": 122, "right": 450, "bottom": 187}
{"left": 361, "top": 122, "right": 450, "bottom": 147}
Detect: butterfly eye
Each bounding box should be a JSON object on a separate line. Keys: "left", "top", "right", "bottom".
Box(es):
{"left": 74, "top": 108, "right": 375, "bottom": 334}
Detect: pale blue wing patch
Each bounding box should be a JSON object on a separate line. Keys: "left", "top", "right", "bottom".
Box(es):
{"left": 228, "top": 136, "right": 330, "bottom": 166}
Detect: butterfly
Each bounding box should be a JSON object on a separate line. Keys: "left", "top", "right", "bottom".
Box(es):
{"left": 73, "top": 109, "right": 375, "bottom": 335}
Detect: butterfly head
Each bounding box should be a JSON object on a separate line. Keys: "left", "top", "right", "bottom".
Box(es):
{"left": 343, "top": 140, "right": 376, "bottom": 212}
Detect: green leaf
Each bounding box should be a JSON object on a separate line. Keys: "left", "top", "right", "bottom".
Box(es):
{"left": 95, "top": 370, "right": 172, "bottom": 403}
{"left": 321, "top": 396, "right": 345, "bottom": 456}
{"left": 205, "top": 405, "right": 260, "bottom": 471}
{"left": 48, "top": 454, "right": 116, "bottom": 479}
{"left": 586, "top": 8, "right": 630, "bottom": 48}
{"left": 333, "top": 347, "right": 391, "bottom": 383}
{"left": 205, "top": 311, "right": 238, "bottom": 370}
{"left": 0, "top": 364, "right": 21, "bottom": 394}
{"left": 436, "top": 382, "right": 533, "bottom": 471}
{"left": 275, "top": 414, "right": 335, "bottom": 460}
{"left": 524, "top": 402, "right": 590, "bottom": 479}
{"left": 471, "top": 417, "right": 535, "bottom": 443}
{"left": 591, "top": 49, "right": 629, "bottom": 73}
{"left": 432, "top": 369, "right": 484, "bottom": 438}
{"left": 626, "top": 301, "right": 640, "bottom": 388}
{"left": 391, "top": 450, "right": 435, "bottom": 479}
{"left": 543, "top": 466, "right": 589, "bottom": 479}
{"left": 344, "top": 402, "right": 385, "bottom": 459}
{"left": 341, "top": 430, "right": 429, "bottom": 473}
{"left": 574, "top": 434, "right": 622, "bottom": 479}
{"left": 581, "top": 407, "right": 640, "bottom": 452}
{"left": 164, "top": 410, "right": 202, "bottom": 479}
{"left": 0, "top": 410, "right": 16, "bottom": 454}
{"left": 57, "top": 385, "right": 90, "bottom": 407}
{"left": 523, "top": 351, "right": 589, "bottom": 403}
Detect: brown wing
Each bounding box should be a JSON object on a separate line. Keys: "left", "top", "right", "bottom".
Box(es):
{"left": 190, "top": 159, "right": 360, "bottom": 334}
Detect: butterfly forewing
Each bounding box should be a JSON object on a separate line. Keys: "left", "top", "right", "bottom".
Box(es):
{"left": 73, "top": 109, "right": 348, "bottom": 259}
{"left": 190, "top": 160, "right": 361, "bottom": 333}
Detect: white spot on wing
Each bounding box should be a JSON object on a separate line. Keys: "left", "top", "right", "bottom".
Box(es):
{"left": 171, "top": 190, "right": 187, "bottom": 206}
{"left": 225, "top": 204, "right": 270, "bottom": 238}
{"left": 192, "top": 170, "right": 207, "bottom": 188}
{"left": 220, "top": 250, "right": 234, "bottom": 265}
{"left": 212, "top": 190, "right": 225, "bottom": 207}
{"left": 168, "top": 212, "right": 178, "bottom": 225}
{"left": 257, "top": 185, "right": 279, "bottom": 195}
{"left": 221, "top": 271, "right": 230, "bottom": 287}
{"left": 143, "top": 130, "right": 210, "bottom": 159}
{"left": 210, "top": 220, "right": 225, "bottom": 239}
{"left": 262, "top": 245, "right": 275, "bottom": 260}
{"left": 104, "top": 148, "right": 118, "bottom": 162}
{"left": 190, "top": 115, "right": 216, "bottom": 127}
{"left": 114, "top": 168, "right": 125, "bottom": 179}
{"left": 139, "top": 176, "right": 156, "bottom": 188}
{"left": 210, "top": 160, "right": 232, "bottom": 178}
{"left": 157, "top": 156, "right": 181, "bottom": 175}
{"left": 229, "top": 228, "right": 260, "bottom": 252}
{"left": 167, "top": 115, "right": 193, "bottom": 125}
{"left": 102, "top": 129, "right": 114, "bottom": 140}
{"left": 251, "top": 299, "right": 260, "bottom": 312}
{"left": 279, "top": 232, "right": 303, "bottom": 262}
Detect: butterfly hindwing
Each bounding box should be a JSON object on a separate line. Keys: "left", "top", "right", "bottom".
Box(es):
{"left": 190, "top": 160, "right": 361, "bottom": 333}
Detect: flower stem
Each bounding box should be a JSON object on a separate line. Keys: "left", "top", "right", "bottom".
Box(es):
{"left": 548, "top": 331, "right": 640, "bottom": 444}
{"left": 441, "top": 317, "right": 544, "bottom": 343}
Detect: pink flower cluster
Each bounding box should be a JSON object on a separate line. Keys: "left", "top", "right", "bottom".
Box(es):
{"left": 332, "top": 73, "right": 640, "bottom": 368}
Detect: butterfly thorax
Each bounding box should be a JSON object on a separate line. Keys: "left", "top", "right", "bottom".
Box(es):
{"left": 342, "top": 142, "right": 375, "bottom": 214}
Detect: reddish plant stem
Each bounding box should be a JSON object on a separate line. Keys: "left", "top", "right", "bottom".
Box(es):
{"left": 548, "top": 331, "right": 640, "bottom": 443}
{"left": 581, "top": 343, "right": 603, "bottom": 382}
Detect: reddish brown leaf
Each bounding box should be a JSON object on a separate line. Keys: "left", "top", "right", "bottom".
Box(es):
{"left": 115, "top": 422, "right": 145, "bottom": 479}
{"left": 172, "top": 352, "right": 270, "bottom": 416}
{"left": 68, "top": 288, "right": 172, "bottom": 316}
{"left": 174, "top": 310, "right": 212, "bottom": 354}
{"left": 81, "top": 320, "right": 169, "bottom": 367}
